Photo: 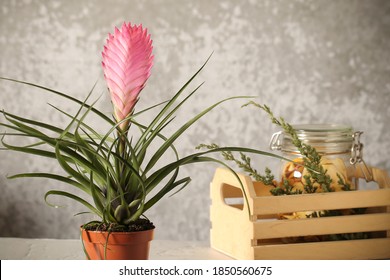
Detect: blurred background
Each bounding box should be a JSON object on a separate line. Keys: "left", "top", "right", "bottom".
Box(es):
{"left": 0, "top": 0, "right": 389, "bottom": 242}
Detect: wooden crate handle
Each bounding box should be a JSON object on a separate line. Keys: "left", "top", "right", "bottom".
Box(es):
{"left": 211, "top": 167, "right": 258, "bottom": 216}
{"left": 355, "top": 166, "right": 390, "bottom": 189}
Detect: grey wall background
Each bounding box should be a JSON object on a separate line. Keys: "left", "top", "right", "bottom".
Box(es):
{"left": 0, "top": 0, "right": 389, "bottom": 242}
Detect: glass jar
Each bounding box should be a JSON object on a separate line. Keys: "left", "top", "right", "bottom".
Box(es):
{"left": 269, "top": 124, "right": 372, "bottom": 193}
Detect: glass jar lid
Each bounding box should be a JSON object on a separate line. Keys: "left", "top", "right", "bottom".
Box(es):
{"left": 270, "top": 124, "right": 354, "bottom": 155}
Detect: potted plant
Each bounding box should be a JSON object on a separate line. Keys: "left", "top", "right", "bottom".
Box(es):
{"left": 0, "top": 22, "right": 277, "bottom": 259}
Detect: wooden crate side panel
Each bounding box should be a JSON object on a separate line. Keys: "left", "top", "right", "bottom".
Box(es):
{"left": 253, "top": 238, "right": 390, "bottom": 260}
{"left": 253, "top": 213, "right": 390, "bottom": 239}
{"left": 210, "top": 173, "right": 255, "bottom": 259}
{"left": 252, "top": 188, "right": 390, "bottom": 215}
{"left": 210, "top": 203, "right": 254, "bottom": 259}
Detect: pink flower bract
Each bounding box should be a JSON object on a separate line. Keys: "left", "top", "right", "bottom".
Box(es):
{"left": 102, "top": 22, "right": 154, "bottom": 130}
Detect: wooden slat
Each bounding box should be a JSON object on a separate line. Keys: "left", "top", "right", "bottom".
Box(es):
{"left": 252, "top": 188, "right": 390, "bottom": 215}
{"left": 253, "top": 238, "right": 390, "bottom": 260}
{"left": 253, "top": 213, "right": 390, "bottom": 239}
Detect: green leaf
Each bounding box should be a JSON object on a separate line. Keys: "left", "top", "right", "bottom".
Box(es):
{"left": 144, "top": 176, "right": 191, "bottom": 211}
{"left": 2, "top": 110, "right": 70, "bottom": 136}
{"left": 44, "top": 190, "right": 101, "bottom": 218}
{"left": 1, "top": 138, "right": 70, "bottom": 161}
{"left": 89, "top": 171, "right": 105, "bottom": 216}
{"left": 144, "top": 95, "right": 253, "bottom": 174}
{"left": 133, "top": 55, "right": 212, "bottom": 153}
{"left": 7, "top": 172, "right": 90, "bottom": 194}
{"left": 0, "top": 77, "right": 114, "bottom": 125}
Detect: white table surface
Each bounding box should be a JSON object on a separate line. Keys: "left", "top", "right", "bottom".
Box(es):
{"left": 0, "top": 237, "right": 233, "bottom": 260}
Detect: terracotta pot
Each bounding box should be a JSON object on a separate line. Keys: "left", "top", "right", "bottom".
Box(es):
{"left": 81, "top": 227, "right": 154, "bottom": 260}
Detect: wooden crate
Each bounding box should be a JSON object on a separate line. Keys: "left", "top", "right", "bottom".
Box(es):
{"left": 210, "top": 167, "right": 390, "bottom": 259}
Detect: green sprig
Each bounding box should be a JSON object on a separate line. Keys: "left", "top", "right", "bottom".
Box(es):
{"left": 243, "top": 101, "right": 333, "bottom": 193}
{"left": 196, "top": 143, "right": 277, "bottom": 186}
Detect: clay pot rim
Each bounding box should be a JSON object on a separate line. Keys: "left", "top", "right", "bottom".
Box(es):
{"left": 80, "top": 226, "right": 155, "bottom": 234}
{"left": 81, "top": 226, "right": 155, "bottom": 245}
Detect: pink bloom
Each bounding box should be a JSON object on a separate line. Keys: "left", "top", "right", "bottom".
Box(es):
{"left": 102, "top": 22, "right": 154, "bottom": 130}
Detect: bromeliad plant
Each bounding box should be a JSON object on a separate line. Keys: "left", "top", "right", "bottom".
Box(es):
{"left": 0, "top": 22, "right": 278, "bottom": 232}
